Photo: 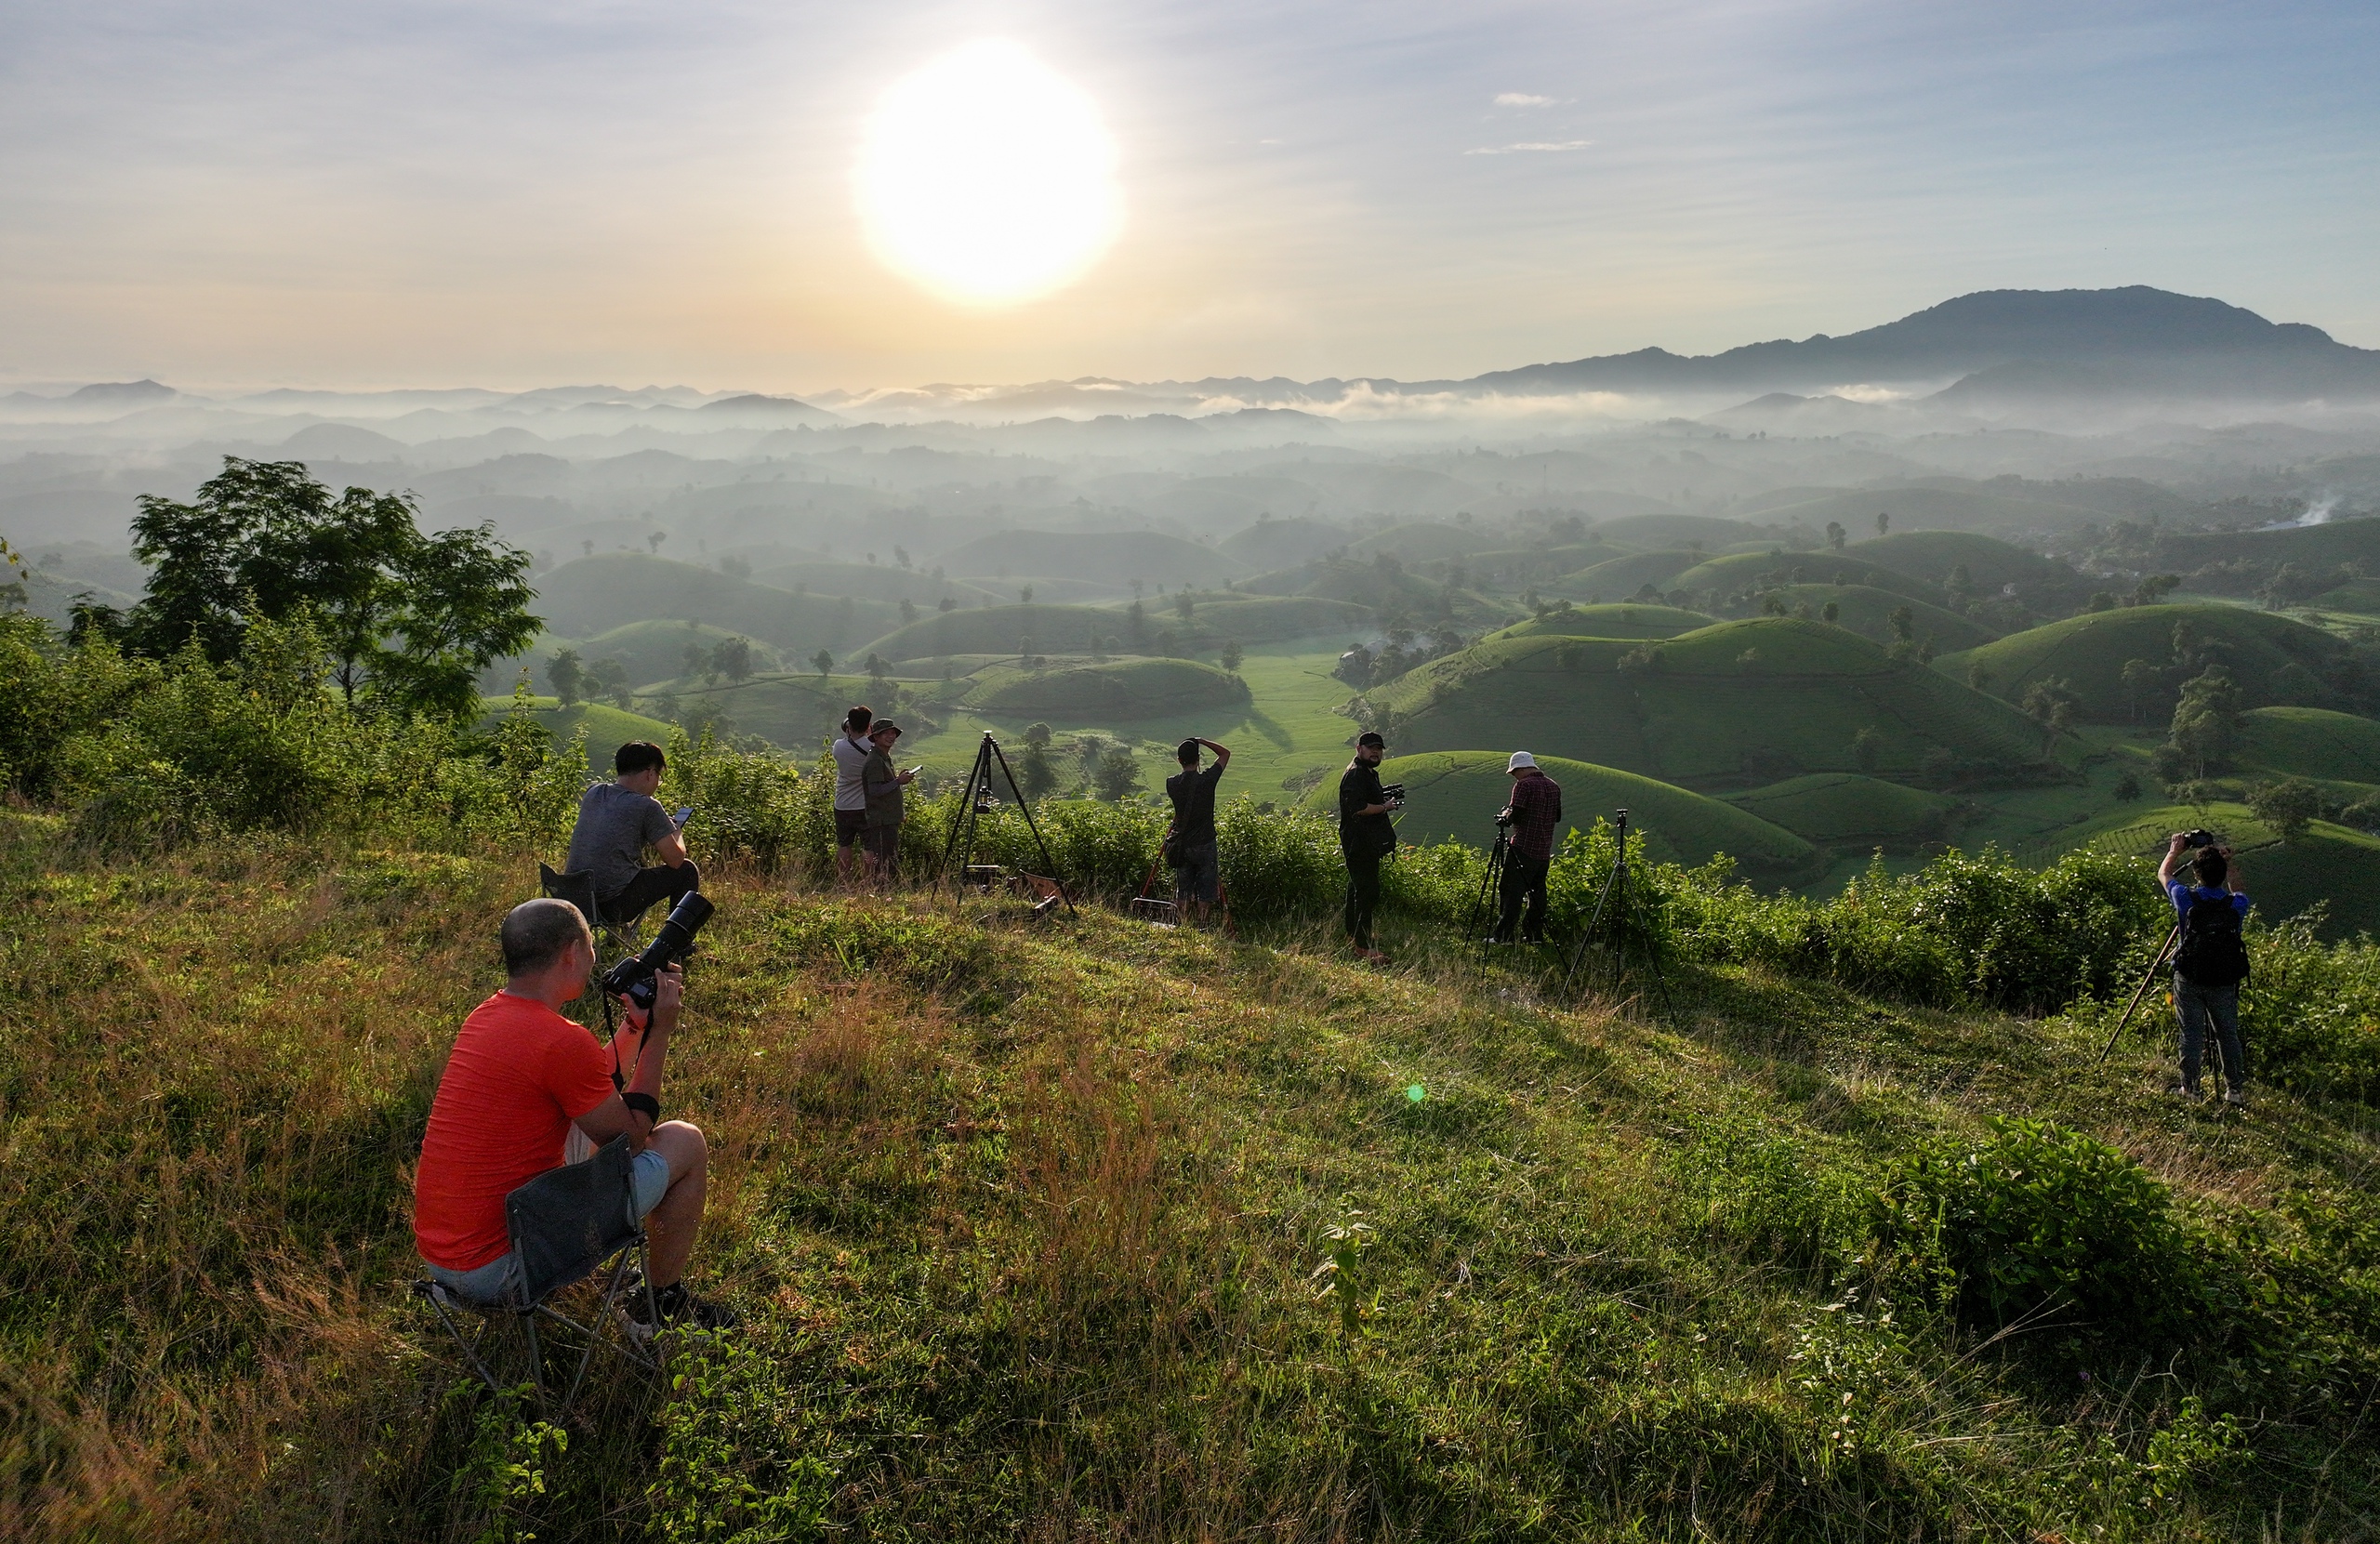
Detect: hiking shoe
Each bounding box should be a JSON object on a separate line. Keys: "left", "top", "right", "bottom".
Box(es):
{"left": 626, "top": 1281, "right": 739, "bottom": 1335}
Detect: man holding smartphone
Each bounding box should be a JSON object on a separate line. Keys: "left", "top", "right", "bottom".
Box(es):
{"left": 566, "top": 741, "right": 700, "bottom": 927}
{"left": 861, "top": 720, "right": 917, "bottom": 884}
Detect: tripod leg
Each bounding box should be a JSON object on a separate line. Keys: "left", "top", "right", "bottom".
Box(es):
{"left": 1563, "top": 854, "right": 1623, "bottom": 997}
{"left": 2097, "top": 921, "right": 2181, "bottom": 1065}
{"left": 988, "top": 736, "right": 1075, "bottom": 916}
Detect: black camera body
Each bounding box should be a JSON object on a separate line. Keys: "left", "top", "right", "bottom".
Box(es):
{"left": 1380, "top": 782, "right": 1406, "bottom": 810}
{"left": 2180, "top": 828, "right": 2219, "bottom": 851}
{"left": 601, "top": 892, "right": 715, "bottom": 1011}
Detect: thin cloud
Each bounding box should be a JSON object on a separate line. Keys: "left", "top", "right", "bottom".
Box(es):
{"left": 1464, "top": 139, "right": 1593, "bottom": 155}
{"left": 1495, "top": 92, "right": 1555, "bottom": 107}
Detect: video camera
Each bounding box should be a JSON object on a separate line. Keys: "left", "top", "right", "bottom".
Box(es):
{"left": 601, "top": 892, "right": 715, "bottom": 1012}
{"left": 1381, "top": 782, "right": 1406, "bottom": 811}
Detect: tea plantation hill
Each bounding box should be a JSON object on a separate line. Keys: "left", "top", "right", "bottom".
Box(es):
{"left": 1541, "top": 548, "right": 1706, "bottom": 601}
{"left": 1593, "top": 511, "right": 1785, "bottom": 548}
{"left": 1752, "top": 584, "right": 1998, "bottom": 653}
{"left": 1937, "top": 603, "right": 2367, "bottom": 719}
{"left": 959, "top": 657, "right": 1251, "bottom": 720}
{"left": 1215, "top": 514, "right": 1351, "bottom": 569}
{"left": 2135, "top": 512, "right": 2380, "bottom": 588}
{"left": 472, "top": 695, "right": 677, "bottom": 748}
{"left": 1237, "top": 556, "right": 1511, "bottom": 626}
{"left": 1670, "top": 548, "right": 1942, "bottom": 605}
{"left": 1368, "top": 616, "right": 2047, "bottom": 789}
{"left": 1346, "top": 521, "right": 1488, "bottom": 564}
{"left": 1723, "top": 772, "right": 1964, "bottom": 851}
{"left": 1297, "top": 749, "right": 1822, "bottom": 885}
{"left": 2237, "top": 706, "right": 2380, "bottom": 782}
{"left": 753, "top": 560, "right": 1003, "bottom": 608}
{"left": 2045, "top": 798, "right": 2380, "bottom": 939}
{"left": 528, "top": 619, "right": 783, "bottom": 692}
{"left": 1854, "top": 529, "right": 2091, "bottom": 595}
{"left": 930, "top": 528, "right": 1248, "bottom": 591}
{"left": 1488, "top": 603, "right": 1716, "bottom": 641}
{"left": 532, "top": 552, "right": 897, "bottom": 655}
{"left": 854, "top": 597, "right": 1372, "bottom": 664}
{"left": 1752, "top": 483, "right": 2110, "bottom": 536}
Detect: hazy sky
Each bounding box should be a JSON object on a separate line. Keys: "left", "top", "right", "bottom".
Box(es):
{"left": 3, "top": 0, "right": 2374, "bottom": 392}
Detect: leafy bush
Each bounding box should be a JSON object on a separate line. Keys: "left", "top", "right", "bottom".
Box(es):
{"left": 2231, "top": 915, "right": 2380, "bottom": 1100}
{"left": 1672, "top": 1114, "right": 1865, "bottom": 1271}
{"left": 650, "top": 1339, "right": 835, "bottom": 1544}
{"left": 1879, "top": 1115, "right": 2195, "bottom": 1338}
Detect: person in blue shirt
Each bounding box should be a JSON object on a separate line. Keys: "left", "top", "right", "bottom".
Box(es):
{"left": 2156, "top": 832, "right": 2251, "bottom": 1106}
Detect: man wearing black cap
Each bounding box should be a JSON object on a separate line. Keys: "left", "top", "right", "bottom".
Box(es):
{"left": 1339, "top": 731, "right": 1397, "bottom": 962}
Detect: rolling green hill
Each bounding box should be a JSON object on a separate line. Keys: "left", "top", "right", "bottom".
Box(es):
{"left": 473, "top": 695, "right": 677, "bottom": 750}
{"left": 539, "top": 619, "right": 781, "bottom": 690}
{"left": 854, "top": 597, "right": 1367, "bottom": 664}
{"left": 753, "top": 561, "right": 1001, "bottom": 607}
{"left": 1671, "top": 549, "right": 1941, "bottom": 604}
{"left": 2236, "top": 706, "right": 2380, "bottom": 782}
{"left": 1299, "top": 750, "right": 1819, "bottom": 884}
{"left": 1542, "top": 549, "right": 1705, "bottom": 600}
{"left": 1372, "top": 618, "right": 2048, "bottom": 789}
{"left": 1936, "top": 603, "right": 2359, "bottom": 720}
{"left": 931, "top": 529, "right": 1246, "bottom": 588}
{"left": 1590, "top": 513, "right": 1764, "bottom": 548}
{"left": 1724, "top": 772, "right": 1962, "bottom": 848}
{"left": 2055, "top": 800, "right": 2380, "bottom": 939}
{"left": 1758, "top": 584, "right": 1999, "bottom": 653}
{"left": 2151, "top": 516, "right": 2380, "bottom": 577}
{"left": 1237, "top": 557, "right": 1509, "bottom": 626}
{"left": 2310, "top": 579, "right": 2380, "bottom": 614}
{"left": 962, "top": 657, "right": 1251, "bottom": 720}
{"left": 1487, "top": 604, "right": 1716, "bottom": 641}
{"left": 1216, "top": 516, "right": 1350, "bottom": 569}
{"left": 532, "top": 553, "right": 896, "bottom": 653}
{"left": 1346, "top": 522, "right": 1485, "bottom": 563}
{"left": 1757, "top": 485, "right": 2105, "bottom": 536}
{"left": 1175, "top": 595, "right": 1375, "bottom": 644}
{"left": 1851, "top": 531, "right": 2083, "bottom": 594}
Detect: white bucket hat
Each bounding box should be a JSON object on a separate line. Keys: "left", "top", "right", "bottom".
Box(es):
{"left": 1507, "top": 751, "right": 1537, "bottom": 772}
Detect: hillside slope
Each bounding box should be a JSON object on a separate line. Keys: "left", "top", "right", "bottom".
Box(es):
{"left": 1373, "top": 617, "right": 2049, "bottom": 788}
{"left": 533, "top": 553, "right": 896, "bottom": 653}
{"left": 1937, "top": 602, "right": 2359, "bottom": 719}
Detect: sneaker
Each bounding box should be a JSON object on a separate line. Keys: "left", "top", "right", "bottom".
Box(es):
{"left": 2169, "top": 1083, "right": 2205, "bottom": 1103}
{"left": 2223, "top": 1088, "right": 2249, "bottom": 1108}
{"left": 625, "top": 1281, "right": 739, "bottom": 1335}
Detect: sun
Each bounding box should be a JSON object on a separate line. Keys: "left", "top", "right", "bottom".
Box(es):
{"left": 854, "top": 41, "right": 1123, "bottom": 309}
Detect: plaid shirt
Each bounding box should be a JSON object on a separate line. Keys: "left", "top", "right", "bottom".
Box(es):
{"left": 1502, "top": 771, "right": 1563, "bottom": 863}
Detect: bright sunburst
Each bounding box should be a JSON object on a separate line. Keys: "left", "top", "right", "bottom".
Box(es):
{"left": 854, "top": 41, "right": 1122, "bottom": 309}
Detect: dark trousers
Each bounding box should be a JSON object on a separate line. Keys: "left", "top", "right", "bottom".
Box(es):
{"left": 1493, "top": 853, "right": 1551, "bottom": 943}
{"left": 1342, "top": 850, "right": 1382, "bottom": 950}
{"left": 2173, "top": 974, "right": 2247, "bottom": 1094}
{"left": 602, "top": 861, "right": 701, "bottom": 928}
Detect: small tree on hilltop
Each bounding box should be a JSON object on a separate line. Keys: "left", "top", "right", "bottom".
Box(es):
{"left": 1092, "top": 746, "right": 1143, "bottom": 801}
{"left": 1219, "top": 639, "right": 1245, "bottom": 674}
{"left": 2019, "top": 676, "right": 2081, "bottom": 755}
{"left": 713, "top": 636, "right": 753, "bottom": 684}
{"left": 547, "top": 647, "right": 584, "bottom": 707}
{"left": 2163, "top": 665, "right": 2241, "bottom": 781}
{"left": 811, "top": 649, "right": 833, "bottom": 680}
{"left": 2248, "top": 777, "right": 2321, "bottom": 845}
{"left": 1825, "top": 521, "right": 1846, "bottom": 550}
{"left": 2120, "top": 658, "right": 2161, "bottom": 723}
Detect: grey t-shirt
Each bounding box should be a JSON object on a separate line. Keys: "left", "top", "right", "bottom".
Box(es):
{"left": 566, "top": 782, "right": 675, "bottom": 899}
{"left": 831, "top": 734, "right": 872, "bottom": 812}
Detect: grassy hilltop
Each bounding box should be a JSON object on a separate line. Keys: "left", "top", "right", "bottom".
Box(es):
{"left": 8, "top": 817, "right": 2380, "bottom": 1540}
{"left": 1938, "top": 603, "right": 2360, "bottom": 719}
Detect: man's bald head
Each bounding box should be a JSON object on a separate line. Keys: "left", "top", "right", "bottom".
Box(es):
{"left": 501, "top": 898, "right": 592, "bottom": 979}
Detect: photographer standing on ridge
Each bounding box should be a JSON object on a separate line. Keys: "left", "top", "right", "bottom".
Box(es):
{"left": 862, "top": 719, "right": 915, "bottom": 886}
{"left": 832, "top": 706, "right": 875, "bottom": 886}
{"left": 414, "top": 898, "right": 733, "bottom": 1329}
{"left": 1340, "top": 731, "right": 1396, "bottom": 963}
{"left": 2158, "top": 831, "right": 2252, "bottom": 1106}
{"left": 1488, "top": 751, "right": 1562, "bottom": 944}
{"left": 1165, "top": 735, "right": 1232, "bottom": 925}
{"left": 565, "top": 741, "right": 696, "bottom": 927}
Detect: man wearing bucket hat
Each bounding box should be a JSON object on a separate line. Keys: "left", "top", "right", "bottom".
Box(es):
{"left": 1489, "top": 751, "right": 1563, "bottom": 944}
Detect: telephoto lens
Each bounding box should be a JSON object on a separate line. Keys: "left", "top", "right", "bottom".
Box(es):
{"left": 601, "top": 891, "right": 716, "bottom": 1011}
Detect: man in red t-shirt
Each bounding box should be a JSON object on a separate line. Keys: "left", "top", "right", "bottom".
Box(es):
{"left": 415, "top": 897, "right": 732, "bottom": 1329}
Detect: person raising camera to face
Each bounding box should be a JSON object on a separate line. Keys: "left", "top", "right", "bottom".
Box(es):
{"left": 2157, "top": 831, "right": 2252, "bottom": 1107}
{"left": 412, "top": 898, "right": 734, "bottom": 1330}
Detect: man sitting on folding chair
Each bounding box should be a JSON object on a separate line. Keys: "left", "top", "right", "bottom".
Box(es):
{"left": 414, "top": 898, "right": 734, "bottom": 1333}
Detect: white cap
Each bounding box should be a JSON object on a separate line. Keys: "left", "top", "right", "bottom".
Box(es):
{"left": 1507, "top": 751, "right": 1537, "bottom": 772}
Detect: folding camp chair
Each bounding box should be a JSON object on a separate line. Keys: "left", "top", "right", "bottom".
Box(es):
{"left": 413, "top": 1136, "right": 663, "bottom": 1419}
{"left": 538, "top": 864, "right": 641, "bottom": 964}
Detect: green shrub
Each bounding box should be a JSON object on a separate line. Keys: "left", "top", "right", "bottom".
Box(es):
{"left": 1880, "top": 1115, "right": 2195, "bottom": 1338}
{"left": 2231, "top": 915, "right": 2380, "bottom": 1101}
{"left": 1672, "top": 1114, "right": 1865, "bottom": 1271}
{"left": 650, "top": 1339, "right": 835, "bottom": 1544}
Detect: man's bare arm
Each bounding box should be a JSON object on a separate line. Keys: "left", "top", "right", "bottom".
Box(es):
{"left": 575, "top": 965, "right": 681, "bottom": 1153}
{"left": 1198, "top": 737, "right": 1232, "bottom": 769}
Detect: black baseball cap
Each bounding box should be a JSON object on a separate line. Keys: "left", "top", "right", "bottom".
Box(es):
{"left": 1357, "top": 731, "right": 1386, "bottom": 749}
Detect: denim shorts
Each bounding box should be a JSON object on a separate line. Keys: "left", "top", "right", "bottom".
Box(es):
{"left": 428, "top": 1147, "right": 671, "bottom": 1306}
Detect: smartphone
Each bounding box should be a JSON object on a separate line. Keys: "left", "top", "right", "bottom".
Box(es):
{"left": 904, "top": 764, "right": 923, "bottom": 777}
{"left": 673, "top": 805, "right": 694, "bottom": 826}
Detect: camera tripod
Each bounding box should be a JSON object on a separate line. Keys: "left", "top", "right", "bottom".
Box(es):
{"left": 938, "top": 731, "right": 1076, "bottom": 917}
{"left": 1562, "top": 809, "right": 1675, "bottom": 1016}
{"left": 2096, "top": 918, "right": 2180, "bottom": 1064}
{"left": 1463, "top": 822, "right": 1513, "bottom": 959}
